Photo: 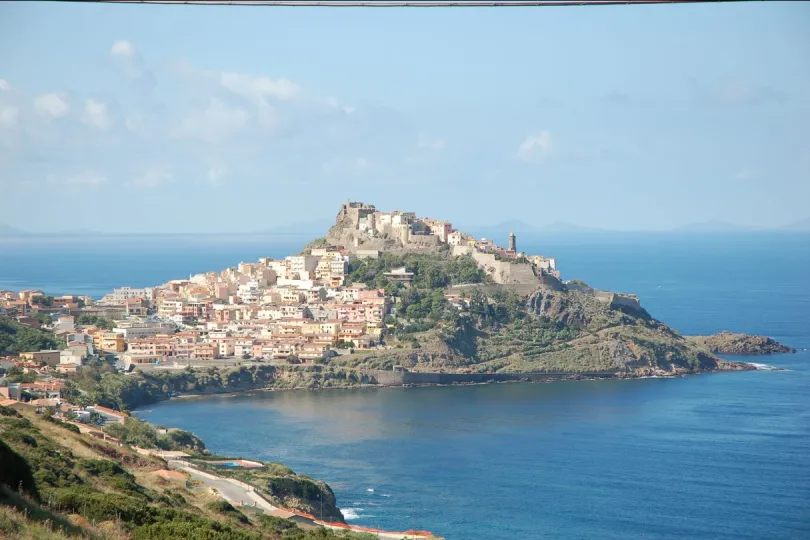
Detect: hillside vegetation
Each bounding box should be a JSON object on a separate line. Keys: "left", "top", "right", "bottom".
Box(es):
{"left": 62, "top": 364, "right": 376, "bottom": 413}
{"left": 0, "top": 316, "right": 63, "bottom": 355}
{"left": 0, "top": 404, "right": 407, "bottom": 540}
{"left": 685, "top": 331, "right": 797, "bottom": 355}
{"left": 190, "top": 459, "right": 343, "bottom": 522}
{"left": 333, "top": 253, "right": 752, "bottom": 377}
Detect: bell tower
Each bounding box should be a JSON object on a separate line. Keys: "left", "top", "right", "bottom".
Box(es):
{"left": 508, "top": 232, "right": 516, "bottom": 252}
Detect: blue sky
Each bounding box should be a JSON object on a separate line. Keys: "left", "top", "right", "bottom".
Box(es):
{"left": 1, "top": 2, "right": 808, "bottom": 233}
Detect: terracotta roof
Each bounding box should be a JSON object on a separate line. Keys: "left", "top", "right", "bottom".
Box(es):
{"left": 92, "top": 405, "right": 129, "bottom": 418}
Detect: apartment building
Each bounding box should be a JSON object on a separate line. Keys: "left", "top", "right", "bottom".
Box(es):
{"left": 286, "top": 255, "right": 318, "bottom": 280}
{"left": 93, "top": 332, "right": 126, "bottom": 353}
{"left": 113, "top": 321, "right": 175, "bottom": 339}
{"left": 108, "top": 286, "right": 155, "bottom": 303}
{"left": 19, "top": 350, "right": 61, "bottom": 366}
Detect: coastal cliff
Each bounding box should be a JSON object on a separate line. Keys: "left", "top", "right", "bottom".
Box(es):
{"left": 195, "top": 461, "right": 343, "bottom": 522}
{"left": 685, "top": 331, "right": 797, "bottom": 356}
{"left": 0, "top": 404, "right": 439, "bottom": 539}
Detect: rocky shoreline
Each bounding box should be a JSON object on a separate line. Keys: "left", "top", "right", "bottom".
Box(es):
{"left": 686, "top": 331, "right": 797, "bottom": 356}
{"left": 144, "top": 356, "right": 764, "bottom": 408}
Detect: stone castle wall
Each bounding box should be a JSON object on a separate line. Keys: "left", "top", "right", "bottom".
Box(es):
{"left": 452, "top": 246, "right": 543, "bottom": 286}
{"left": 594, "top": 291, "right": 642, "bottom": 312}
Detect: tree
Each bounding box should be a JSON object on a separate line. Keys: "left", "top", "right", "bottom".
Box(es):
{"left": 31, "top": 296, "right": 55, "bottom": 307}
{"left": 0, "top": 316, "right": 63, "bottom": 354}
{"left": 76, "top": 315, "right": 115, "bottom": 330}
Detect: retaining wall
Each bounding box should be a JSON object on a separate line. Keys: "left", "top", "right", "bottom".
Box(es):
{"left": 365, "top": 369, "right": 616, "bottom": 386}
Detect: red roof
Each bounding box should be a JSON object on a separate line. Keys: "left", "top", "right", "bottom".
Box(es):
{"left": 92, "top": 405, "right": 129, "bottom": 418}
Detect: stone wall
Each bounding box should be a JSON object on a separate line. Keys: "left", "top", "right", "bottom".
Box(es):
{"left": 594, "top": 291, "right": 642, "bottom": 312}
{"left": 452, "top": 246, "right": 543, "bottom": 286}
{"left": 363, "top": 369, "right": 616, "bottom": 386}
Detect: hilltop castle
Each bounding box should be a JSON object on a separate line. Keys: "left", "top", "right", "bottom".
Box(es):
{"left": 327, "top": 201, "right": 561, "bottom": 287}
{"left": 335, "top": 200, "right": 452, "bottom": 247}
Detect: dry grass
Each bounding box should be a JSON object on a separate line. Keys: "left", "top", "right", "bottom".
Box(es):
{"left": 0, "top": 495, "right": 130, "bottom": 540}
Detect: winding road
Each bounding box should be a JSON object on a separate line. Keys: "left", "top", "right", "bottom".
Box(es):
{"left": 163, "top": 457, "right": 432, "bottom": 539}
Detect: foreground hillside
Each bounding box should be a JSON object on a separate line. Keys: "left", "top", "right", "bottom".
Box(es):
{"left": 0, "top": 404, "right": 413, "bottom": 540}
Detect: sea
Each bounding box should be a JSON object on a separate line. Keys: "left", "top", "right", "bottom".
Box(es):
{"left": 2, "top": 231, "right": 809, "bottom": 539}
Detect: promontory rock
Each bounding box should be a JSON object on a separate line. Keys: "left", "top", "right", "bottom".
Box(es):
{"left": 686, "top": 332, "right": 796, "bottom": 356}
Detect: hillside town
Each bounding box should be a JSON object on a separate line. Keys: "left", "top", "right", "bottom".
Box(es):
{"left": 0, "top": 202, "right": 564, "bottom": 409}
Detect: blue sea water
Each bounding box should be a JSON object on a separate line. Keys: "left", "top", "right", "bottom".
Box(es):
{"left": 3, "top": 232, "right": 809, "bottom": 539}
{"left": 0, "top": 234, "right": 307, "bottom": 298}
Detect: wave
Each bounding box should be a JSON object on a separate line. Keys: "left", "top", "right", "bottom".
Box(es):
{"left": 747, "top": 362, "right": 787, "bottom": 371}
{"left": 341, "top": 508, "right": 375, "bottom": 520}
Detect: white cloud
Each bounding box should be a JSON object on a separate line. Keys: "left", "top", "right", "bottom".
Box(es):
{"left": 516, "top": 131, "right": 552, "bottom": 162}
{"left": 6, "top": 43, "right": 421, "bottom": 200}
{"left": 179, "top": 97, "right": 250, "bottom": 143}
{"left": 417, "top": 133, "right": 447, "bottom": 151}
{"left": 83, "top": 99, "right": 110, "bottom": 130}
{"left": 110, "top": 40, "right": 136, "bottom": 58}
{"left": 0, "top": 80, "right": 11, "bottom": 92}
{"left": 219, "top": 72, "right": 300, "bottom": 103}
{"left": 125, "top": 114, "right": 145, "bottom": 133}
{"left": 110, "top": 40, "right": 156, "bottom": 90}
{"left": 207, "top": 166, "right": 228, "bottom": 186}
{"left": 34, "top": 92, "right": 70, "bottom": 119}
{"left": 132, "top": 169, "right": 174, "bottom": 188}
{"left": 0, "top": 104, "right": 18, "bottom": 127}
{"left": 66, "top": 173, "right": 108, "bottom": 185}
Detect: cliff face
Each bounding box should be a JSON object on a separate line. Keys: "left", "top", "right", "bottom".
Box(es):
{"left": 686, "top": 332, "right": 796, "bottom": 356}
{"left": 515, "top": 288, "right": 730, "bottom": 376}
{"left": 338, "top": 285, "right": 754, "bottom": 377}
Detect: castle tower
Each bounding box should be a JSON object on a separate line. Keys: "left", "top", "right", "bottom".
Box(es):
{"left": 509, "top": 232, "right": 516, "bottom": 252}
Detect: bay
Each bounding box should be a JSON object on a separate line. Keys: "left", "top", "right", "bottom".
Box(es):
{"left": 3, "top": 231, "right": 809, "bottom": 538}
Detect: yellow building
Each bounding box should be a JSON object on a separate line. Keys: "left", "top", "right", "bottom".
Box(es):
{"left": 93, "top": 332, "right": 126, "bottom": 353}
{"left": 20, "top": 350, "right": 61, "bottom": 366}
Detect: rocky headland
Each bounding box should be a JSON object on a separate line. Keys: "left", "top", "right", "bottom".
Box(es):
{"left": 685, "top": 331, "right": 797, "bottom": 356}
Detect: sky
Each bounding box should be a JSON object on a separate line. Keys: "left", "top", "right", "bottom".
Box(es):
{"left": 0, "top": 1, "right": 809, "bottom": 233}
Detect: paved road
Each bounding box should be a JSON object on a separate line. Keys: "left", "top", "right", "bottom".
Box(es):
{"left": 166, "top": 459, "right": 430, "bottom": 539}
{"left": 168, "top": 459, "right": 278, "bottom": 513}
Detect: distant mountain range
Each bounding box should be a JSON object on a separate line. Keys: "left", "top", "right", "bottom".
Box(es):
{"left": 0, "top": 223, "right": 24, "bottom": 236}
{"left": 778, "top": 217, "right": 810, "bottom": 231}
{"left": 254, "top": 219, "right": 334, "bottom": 235}
{"left": 465, "top": 220, "right": 603, "bottom": 235}
{"left": 2, "top": 217, "right": 810, "bottom": 237}
{"left": 468, "top": 217, "right": 810, "bottom": 235}
{"left": 670, "top": 220, "right": 755, "bottom": 233}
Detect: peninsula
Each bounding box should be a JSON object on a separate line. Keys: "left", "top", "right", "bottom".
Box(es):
{"left": 1, "top": 201, "right": 796, "bottom": 408}
{"left": 0, "top": 201, "right": 797, "bottom": 539}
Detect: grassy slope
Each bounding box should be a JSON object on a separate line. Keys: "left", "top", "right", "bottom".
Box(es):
{"left": 0, "top": 404, "right": 397, "bottom": 540}
{"left": 331, "top": 277, "right": 748, "bottom": 376}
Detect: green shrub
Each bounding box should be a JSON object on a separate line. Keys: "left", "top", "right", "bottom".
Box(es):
{"left": 133, "top": 518, "right": 260, "bottom": 540}
{"left": 259, "top": 514, "right": 297, "bottom": 533}
{"left": 0, "top": 439, "right": 38, "bottom": 499}
{"left": 206, "top": 499, "right": 249, "bottom": 524}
